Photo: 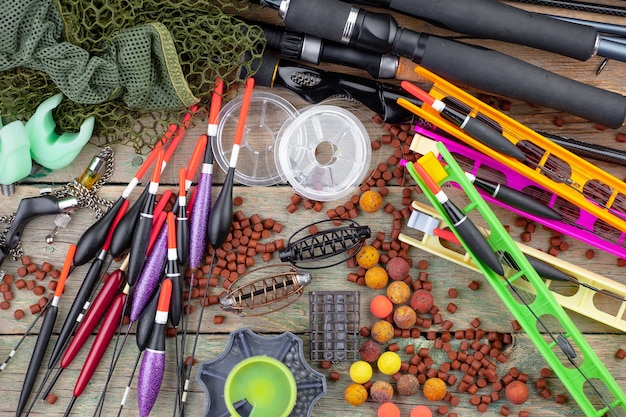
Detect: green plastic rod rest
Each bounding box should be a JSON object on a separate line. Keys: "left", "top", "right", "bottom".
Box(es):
{"left": 405, "top": 142, "right": 626, "bottom": 417}
{"left": 25, "top": 93, "right": 95, "bottom": 170}
{"left": 0, "top": 118, "right": 32, "bottom": 186}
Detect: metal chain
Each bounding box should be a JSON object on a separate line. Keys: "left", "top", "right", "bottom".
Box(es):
{"left": 0, "top": 147, "right": 115, "bottom": 261}
{"left": 0, "top": 212, "right": 23, "bottom": 259}
{"left": 54, "top": 146, "right": 115, "bottom": 219}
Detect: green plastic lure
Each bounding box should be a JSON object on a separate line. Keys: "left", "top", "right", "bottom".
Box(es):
{"left": 403, "top": 140, "right": 626, "bottom": 417}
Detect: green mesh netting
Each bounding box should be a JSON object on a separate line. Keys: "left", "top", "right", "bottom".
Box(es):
{"left": 0, "top": 0, "right": 266, "bottom": 150}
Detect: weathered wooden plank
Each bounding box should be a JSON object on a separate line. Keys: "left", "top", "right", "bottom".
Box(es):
{"left": 0, "top": 333, "right": 624, "bottom": 417}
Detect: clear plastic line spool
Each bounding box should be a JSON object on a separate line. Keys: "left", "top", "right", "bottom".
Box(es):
{"left": 275, "top": 104, "right": 372, "bottom": 201}
{"left": 215, "top": 91, "right": 299, "bottom": 186}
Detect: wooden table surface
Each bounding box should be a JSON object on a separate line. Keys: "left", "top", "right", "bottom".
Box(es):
{"left": 1, "top": 2, "right": 626, "bottom": 417}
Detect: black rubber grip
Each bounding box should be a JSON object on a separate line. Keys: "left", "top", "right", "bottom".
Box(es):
{"left": 415, "top": 35, "right": 626, "bottom": 128}
{"left": 284, "top": 0, "right": 354, "bottom": 41}
{"left": 321, "top": 42, "right": 384, "bottom": 78}
{"left": 386, "top": 0, "right": 598, "bottom": 60}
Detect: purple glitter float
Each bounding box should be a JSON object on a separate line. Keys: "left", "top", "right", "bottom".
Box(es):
{"left": 189, "top": 168, "right": 212, "bottom": 271}
{"left": 137, "top": 349, "right": 166, "bottom": 417}
{"left": 130, "top": 224, "right": 168, "bottom": 323}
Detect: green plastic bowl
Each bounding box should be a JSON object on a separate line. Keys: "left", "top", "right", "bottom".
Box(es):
{"left": 224, "top": 355, "right": 297, "bottom": 417}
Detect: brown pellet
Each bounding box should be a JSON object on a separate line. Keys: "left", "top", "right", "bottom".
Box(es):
{"left": 359, "top": 326, "right": 370, "bottom": 337}
{"left": 556, "top": 394, "right": 566, "bottom": 404}
{"left": 213, "top": 315, "right": 224, "bottom": 325}
{"left": 2, "top": 274, "right": 13, "bottom": 285}
{"left": 26, "top": 263, "right": 37, "bottom": 274}
{"left": 45, "top": 393, "right": 58, "bottom": 405}
{"left": 491, "top": 391, "right": 500, "bottom": 402}
{"left": 615, "top": 348, "right": 626, "bottom": 359}
{"left": 585, "top": 249, "right": 595, "bottom": 259}
{"left": 29, "top": 304, "right": 40, "bottom": 314}
{"left": 329, "top": 371, "right": 340, "bottom": 381}
{"left": 33, "top": 286, "right": 45, "bottom": 296}
{"left": 38, "top": 296, "right": 48, "bottom": 308}
{"left": 524, "top": 222, "right": 536, "bottom": 233}
{"left": 468, "top": 280, "right": 480, "bottom": 290}
{"left": 16, "top": 267, "right": 28, "bottom": 277}
{"left": 499, "top": 406, "right": 510, "bottom": 416}
{"left": 616, "top": 133, "right": 626, "bottom": 143}
{"left": 14, "top": 309, "right": 24, "bottom": 320}
{"left": 510, "top": 320, "right": 522, "bottom": 331}
{"left": 553, "top": 116, "right": 565, "bottom": 127}
{"left": 447, "top": 303, "right": 458, "bottom": 314}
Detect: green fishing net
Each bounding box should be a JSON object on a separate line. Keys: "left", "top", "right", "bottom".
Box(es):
{"left": 0, "top": 0, "right": 266, "bottom": 150}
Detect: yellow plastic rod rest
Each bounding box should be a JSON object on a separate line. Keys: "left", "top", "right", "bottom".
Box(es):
{"left": 25, "top": 93, "right": 95, "bottom": 170}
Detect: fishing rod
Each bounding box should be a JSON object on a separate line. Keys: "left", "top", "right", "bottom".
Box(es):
{"left": 260, "top": 0, "right": 626, "bottom": 128}
{"left": 509, "top": 0, "right": 626, "bottom": 18}
{"left": 343, "top": 0, "right": 626, "bottom": 62}
{"left": 248, "top": 19, "right": 422, "bottom": 81}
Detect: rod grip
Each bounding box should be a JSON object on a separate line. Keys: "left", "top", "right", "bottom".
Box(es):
{"left": 386, "top": 0, "right": 597, "bottom": 60}
{"left": 416, "top": 35, "right": 626, "bottom": 128}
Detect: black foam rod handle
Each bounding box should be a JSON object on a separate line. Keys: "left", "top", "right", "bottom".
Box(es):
{"left": 380, "top": 0, "right": 598, "bottom": 61}
{"left": 283, "top": 0, "right": 354, "bottom": 42}
{"left": 414, "top": 35, "right": 626, "bottom": 129}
